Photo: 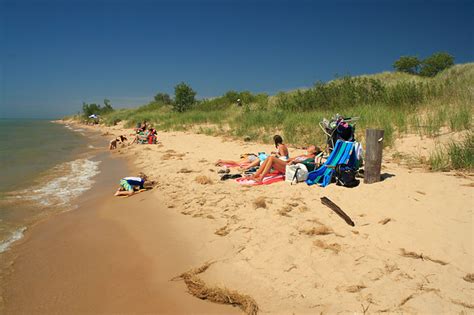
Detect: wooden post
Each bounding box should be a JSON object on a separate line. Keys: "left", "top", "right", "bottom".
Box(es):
{"left": 365, "top": 129, "right": 384, "bottom": 184}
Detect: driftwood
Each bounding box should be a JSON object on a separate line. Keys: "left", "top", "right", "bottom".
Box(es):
{"left": 320, "top": 197, "right": 355, "bottom": 226}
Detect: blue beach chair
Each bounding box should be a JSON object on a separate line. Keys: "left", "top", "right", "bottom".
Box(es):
{"left": 306, "top": 140, "right": 356, "bottom": 187}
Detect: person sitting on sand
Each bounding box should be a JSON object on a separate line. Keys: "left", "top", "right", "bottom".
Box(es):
{"left": 235, "top": 135, "right": 288, "bottom": 170}
{"left": 114, "top": 173, "right": 155, "bottom": 197}
{"left": 109, "top": 135, "right": 127, "bottom": 150}
{"left": 271, "top": 135, "right": 289, "bottom": 161}
{"left": 248, "top": 145, "right": 322, "bottom": 182}
{"left": 131, "top": 129, "right": 151, "bottom": 145}
{"left": 147, "top": 128, "right": 157, "bottom": 144}
{"left": 134, "top": 121, "right": 148, "bottom": 133}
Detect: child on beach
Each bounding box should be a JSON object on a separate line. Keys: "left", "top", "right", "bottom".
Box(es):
{"left": 109, "top": 135, "right": 127, "bottom": 150}
{"left": 114, "top": 173, "right": 155, "bottom": 197}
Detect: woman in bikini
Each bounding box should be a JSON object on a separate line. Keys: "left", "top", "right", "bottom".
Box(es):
{"left": 248, "top": 145, "right": 322, "bottom": 182}
{"left": 272, "top": 135, "right": 289, "bottom": 161}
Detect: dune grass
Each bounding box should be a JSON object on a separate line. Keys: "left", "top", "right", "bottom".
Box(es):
{"left": 429, "top": 132, "right": 474, "bottom": 171}
{"left": 92, "top": 63, "right": 473, "bottom": 170}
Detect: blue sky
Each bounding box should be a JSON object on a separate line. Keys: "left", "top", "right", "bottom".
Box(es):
{"left": 1, "top": 0, "right": 473, "bottom": 118}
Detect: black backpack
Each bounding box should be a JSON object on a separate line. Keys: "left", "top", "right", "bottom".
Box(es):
{"left": 333, "top": 165, "right": 360, "bottom": 188}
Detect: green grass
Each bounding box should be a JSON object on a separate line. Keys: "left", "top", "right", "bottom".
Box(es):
{"left": 429, "top": 133, "right": 474, "bottom": 171}
{"left": 79, "top": 63, "right": 473, "bottom": 171}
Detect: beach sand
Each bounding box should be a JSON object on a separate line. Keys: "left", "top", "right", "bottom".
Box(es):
{"left": 0, "top": 132, "right": 239, "bottom": 314}
{"left": 2, "top": 120, "right": 473, "bottom": 314}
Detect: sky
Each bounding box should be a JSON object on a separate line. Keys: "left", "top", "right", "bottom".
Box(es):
{"left": 1, "top": 0, "right": 473, "bottom": 119}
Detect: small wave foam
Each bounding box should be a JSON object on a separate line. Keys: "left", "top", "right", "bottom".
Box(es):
{"left": 0, "top": 227, "right": 26, "bottom": 253}
{"left": 17, "top": 158, "right": 101, "bottom": 207}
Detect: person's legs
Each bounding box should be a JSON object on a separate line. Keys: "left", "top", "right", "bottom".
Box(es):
{"left": 240, "top": 158, "right": 260, "bottom": 170}
{"left": 114, "top": 180, "right": 135, "bottom": 196}
{"left": 114, "top": 189, "right": 134, "bottom": 196}
{"left": 254, "top": 156, "right": 287, "bottom": 181}
{"left": 250, "top": 158, "right": 270, "bottom": 178}
{"left": 215, "top": 159, "right": 239, "bottom": 166}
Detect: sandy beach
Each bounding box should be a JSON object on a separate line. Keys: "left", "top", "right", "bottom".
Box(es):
{"left": 2, "top": 120, "right": 473, "bottom": 314}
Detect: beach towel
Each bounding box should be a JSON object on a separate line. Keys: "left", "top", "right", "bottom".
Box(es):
{"left": 306, "top": 140, "right": 356, "bottom": 187}
{"left": 235, "top": 171, "right": 285, "bottom": 186}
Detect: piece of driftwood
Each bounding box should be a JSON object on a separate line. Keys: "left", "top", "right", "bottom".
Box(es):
{"left": 320, "top": 197, "right": 355, "bottom": 226}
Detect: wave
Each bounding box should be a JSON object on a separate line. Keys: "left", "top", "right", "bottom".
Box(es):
{"left": 0, "top": 227, "right": 26, "bottom": 253}
{"left": 15, "top": 158, "right": 101, "bottom": 208}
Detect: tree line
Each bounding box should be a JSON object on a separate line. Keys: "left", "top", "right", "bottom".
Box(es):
{"left": 393, "top": 52, "right": 454, "bottom": 77}
{"left": 81, "top": 52, "right": 456, "bottom": 117}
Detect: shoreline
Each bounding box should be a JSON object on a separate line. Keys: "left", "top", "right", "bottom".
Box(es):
{"left": 1, "top": 122, "right": 239, "bottom": 314}
{"left": 2, "top": 119, "right": 473, "bottom": 313}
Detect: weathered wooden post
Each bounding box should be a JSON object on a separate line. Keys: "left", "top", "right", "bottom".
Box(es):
{"left": 365, "top": 129, "right": 384, "bottom": 184}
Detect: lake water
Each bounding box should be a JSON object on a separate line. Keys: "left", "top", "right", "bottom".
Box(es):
{"left": 0, "top": 119, "right": 102, "bottom": 252}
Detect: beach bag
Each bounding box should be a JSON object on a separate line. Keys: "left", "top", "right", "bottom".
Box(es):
{"left": 285, "top": 163, "right": 308, "bottom": 185}
{"left": 333, "top": 165, "right": 360, "bottom": 188}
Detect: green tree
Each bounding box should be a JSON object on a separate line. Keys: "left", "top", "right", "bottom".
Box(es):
{"left": 420, "top": 52, "right": 454, "bottom": 77}
{"left": 82, "top": 102, "right": 101, "bottom": 117}
{"left": 154, "top": 92, "right": 172, "bottom": 105}
{"left": 224, "top": 90, "right": 239, "bottom": 104}
{"left": 102, "top": 99, "right": 114, "bottom": 113}
{"left": 393, "top": 56, "right": 421, "bottom": 74}
{"left": 173, "top": 82, "right": 196, "bottom": 112}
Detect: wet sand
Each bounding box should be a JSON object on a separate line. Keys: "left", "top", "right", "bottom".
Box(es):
{"left": 1, "top": 137, "right": 238, "bottom": 314}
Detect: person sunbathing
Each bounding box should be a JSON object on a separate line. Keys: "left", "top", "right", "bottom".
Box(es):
{"left": 248, "top": 145, "right": 321, "bottom": 182}
{"left": 114, "top": 173, "right": 155, "bottom": 197}
{"left": 215, "top": 153, "right": 259, "bottom": 167}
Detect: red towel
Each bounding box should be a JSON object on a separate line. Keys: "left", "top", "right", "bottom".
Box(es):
{"left": 235, "top": 172, "right": 284, "bottom": 186}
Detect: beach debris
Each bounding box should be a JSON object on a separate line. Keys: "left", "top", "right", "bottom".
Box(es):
{"left": 384, "top": 263, "right": 399, "bottom": 273}
{"left": 345, "top": 284, "right": 366, "bottom": 293}
{"left": 320, "top": 197, "right": 355, "bottom": 226}
{"left": 451, "top": 299, "right": 474, "bottom": 309}
{"left": 195, "top": 175, "right": 213, "bottom": 185}
{"left": 313, "top": 240, "right": 341, "bottom": 254}
{"left": 399, "top": 248, "right": 448, "bottom": 265}
{"left": 416, "top": 190, "right": 426, "bottom": 195}
{"left": 284, "top": 264, "right": 297, "bottom": 272}
{"left": 399, "top": 294, "right": 415, "bottom": 307}
{"left": 299, "top": 225, "right": 333, "bottom": 236}
{"left": 177, "top": 168, "right": 193, "bottom": 173}
{"left": 215, "top": 225, "right": 231, "bottom": 236}
{"left": 463, "top": 273, "right": 474, "bottom": 283}
{"left": 298, "top": 205, "right": 309, "bottom": 212}
{"left": 379, "top": 218, "right": 392, "bottom": 225}
{"left": 172, "top": 262, "right": 259, "bottom": 315}
{"left": 253, "top": 197, "right": 266, "bottom": 209}
{"left": 277, "top": 205, "right": 293, "bottom": 216}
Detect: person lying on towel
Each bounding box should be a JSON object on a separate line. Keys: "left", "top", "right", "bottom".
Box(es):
{"left": 246, "top": 145, "right": 322, "bottom": 183}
